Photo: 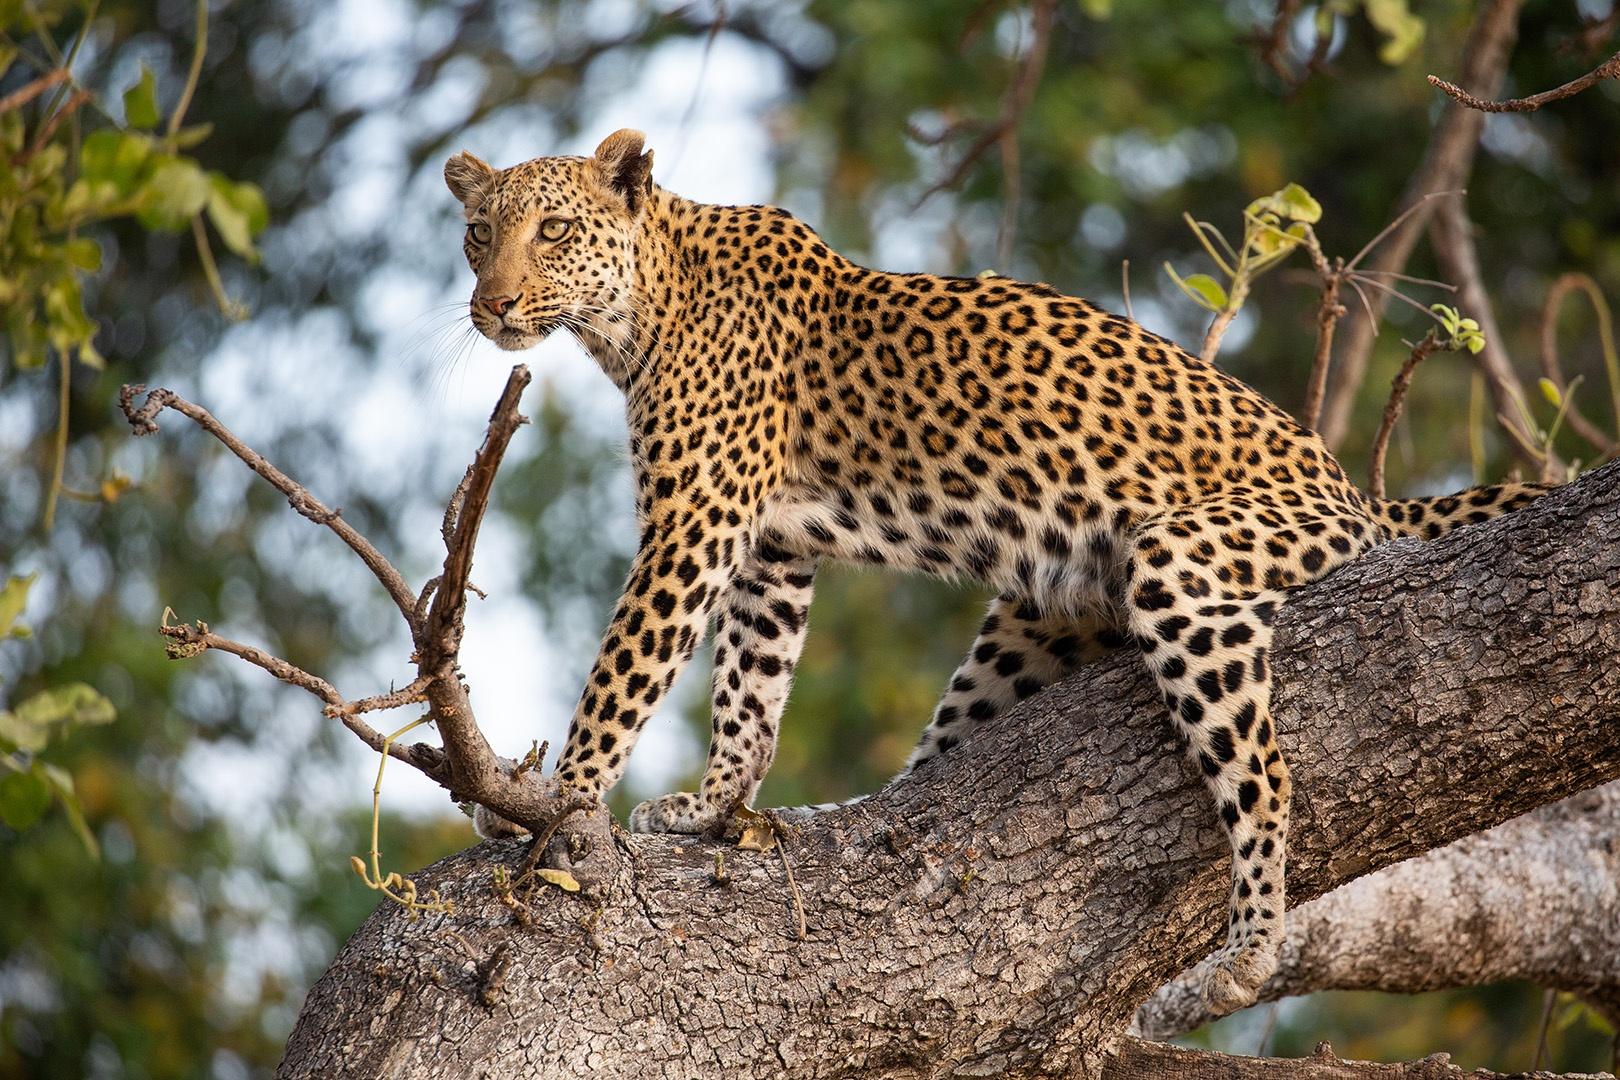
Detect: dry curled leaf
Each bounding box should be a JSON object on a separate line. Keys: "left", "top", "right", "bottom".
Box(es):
{"left": 535, "top": 868, "right": 580, "bottom": 892}
{"left": 737, "top": 823, "right": 778, "bottom": 852}
{"left": 732, "top": 805, "right": 779, "bottom": 851}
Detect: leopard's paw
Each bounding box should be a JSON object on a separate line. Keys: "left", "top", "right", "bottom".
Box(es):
{"left": 629, "top": 792, "right": 726, "bottom": 835}
{"left": 1198, "top": 938, "right": 1277, "bottom": 1015}
{"left": 473, "top": 803, "right": 529, "bottom": 839}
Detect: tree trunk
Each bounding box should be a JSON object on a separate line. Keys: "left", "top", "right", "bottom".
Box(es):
{"left": 278, "top": 462, "right": 1620, "bottom": 1079}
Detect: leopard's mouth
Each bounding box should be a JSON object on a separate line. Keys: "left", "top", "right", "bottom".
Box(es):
{"left": 479, "top": 315, "right": 559, "bottom": 352}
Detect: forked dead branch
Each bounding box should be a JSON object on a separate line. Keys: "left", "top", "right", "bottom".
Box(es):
{"left": 119, "top": 366, "right": 613, "bottom": 884}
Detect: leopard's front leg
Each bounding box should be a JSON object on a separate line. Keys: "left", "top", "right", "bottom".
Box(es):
{"left": 629, "top": 539, "right": 818, "bottom": 834}
{"left": 552, "top": 499, "right": 749, "bottom": 811}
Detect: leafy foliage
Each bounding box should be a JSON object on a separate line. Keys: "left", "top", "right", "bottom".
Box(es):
{"left": 1165, "top": 181, "right": 1324, "bottom": 318}
{"left": 0, "top": 574, "right": 112, "bottom": 852}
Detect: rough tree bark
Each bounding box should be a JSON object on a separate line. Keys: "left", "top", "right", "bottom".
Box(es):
{"left": 278, "top": 462, "right": 1620, "bottom": 1079}
{"left": 1135, "top": 782, "right": 1620, "bottom": 1039}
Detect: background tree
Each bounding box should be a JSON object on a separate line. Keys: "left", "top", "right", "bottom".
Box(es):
{"left": 1, "top": 0, "right": 1617, "bottom": 1075}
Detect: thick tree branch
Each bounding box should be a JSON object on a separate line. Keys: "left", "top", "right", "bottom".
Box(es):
{"left": 1135, "top": 782, "right": 1620, "bottom": 1040}
{"left": 278, "top": 461, "right": 1620, "bottom": 1079}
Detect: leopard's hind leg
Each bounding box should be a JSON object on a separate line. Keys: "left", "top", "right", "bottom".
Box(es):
{"left": 904, "top": 594, "right": 1127, "bottom": 774}
{"left": 1124, "top": 494, "right": 1376, "bottom": 1011}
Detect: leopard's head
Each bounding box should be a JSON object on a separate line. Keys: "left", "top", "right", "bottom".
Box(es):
{"left": 444, "top": 129, "right": 654, "bottom": 351}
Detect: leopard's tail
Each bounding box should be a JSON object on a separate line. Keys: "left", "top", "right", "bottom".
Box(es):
{"left": 770, "top": 793, "right": 868, "bottom": 822}
{"left": 1370, "top": 480, "right": 1552, "bottom": 540}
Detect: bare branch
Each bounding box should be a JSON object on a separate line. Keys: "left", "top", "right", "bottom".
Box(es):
{"left": 15, "top": 88, "right": 90, "bottom": 164}
{"left": 1249, "top": 0, "right": 1334, "bottom": 93}
{"left": 417, "top": 365, "right": 533, "bottom": 807}
{"left": 1302, "top": 253, "right": 1345, "bottom": 430}
{"left": 155, "top": 618, "right": 425, "bottom": 770}
{"left": 119, "top": 384, "right": 420, "bottom": 628}
{"left": 1564, "top": 9, "right": 1619, "bottom": 59}
{"left": 1540, "top": 272, "right": 1620, "bottom": 460}
{"left": 1427, "top": 197, "right": 1554, "bottom": 476}
{"left": 913, "top": 0, "right": 1056, "bottom": 220}
{"left": 1343, "top": 189, "right": 1465, "bottom": 274}
{"left": 1199, "top": 306, "right": 1241, "bottom": 363}
{"left": 123, "top": 368, "right": 611, "bottom": 861}
{"left": 0, "top": 68, "right": 68, "bottom": 114}
{"left": 159, "top": 620, "right": 342, "bottom": 707}
{"left": 1317, "top": 0, "right": 1524, "bottom": 447}
{"left": 1106, "top": 1038, "right": 1606, "bottom": 1078}
{"left": 1429, "top": 49, "right": 1620, "bottom": 113}
{"left": 330, "top": 677, "right": 434, "bottom": 720}
{"left": 1368, "top": 329, "right": 1448, "bottom": 499}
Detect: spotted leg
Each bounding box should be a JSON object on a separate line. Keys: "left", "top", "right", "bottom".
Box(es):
{"left": 1127, "top": 495, "right": 1379, "bottom": 1010}
{"left": 549, "top": 498, "right": 750, "bottom": 802}
{"left": 629, "top": 541, "right": 818, "bottom": 833}
{"left": 904, "top": 594, "right": 1127, "bottom": 774}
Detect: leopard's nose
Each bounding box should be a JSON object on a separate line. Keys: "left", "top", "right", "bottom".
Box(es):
{"left": 477, "top": 293, "right": 519, "bottom": 317}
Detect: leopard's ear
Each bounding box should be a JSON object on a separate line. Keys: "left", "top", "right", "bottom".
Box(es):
{"left": 444, "top": 151, "right": 495, "bottom": 210}
{"left": 591, "top": 129, "right": 654, "bottom": 217}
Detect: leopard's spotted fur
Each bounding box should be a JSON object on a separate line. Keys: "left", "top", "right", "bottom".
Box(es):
{"left": 446, "top": 131, "right": 1548, "bottom": 1011}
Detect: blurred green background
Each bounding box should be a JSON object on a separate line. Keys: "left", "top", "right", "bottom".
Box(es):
{"left": 2, "top": 0, "right": 1617, "bottom": 1075}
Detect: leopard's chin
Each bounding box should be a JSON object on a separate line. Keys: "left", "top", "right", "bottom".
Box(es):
{"left": 492, "top": 328, "right": 539, "bottom": 351}
{"left": 490, "top": 321, "right": 556, "bottom": 351}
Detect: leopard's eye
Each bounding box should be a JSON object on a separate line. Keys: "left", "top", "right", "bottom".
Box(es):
{"left": 538, "top": 217, "right": 571, "bottom": 242}
{"left": 467, "top": 221, "right": 491, "bottom": 244}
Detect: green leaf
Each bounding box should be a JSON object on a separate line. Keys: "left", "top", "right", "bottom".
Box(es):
{"left": 1246, "top": 183, "right": 1322, "bottom": 225}
{"left": 39, "top": 762, "right": 98, "bottom": 858}
{"left": 1539, "top": 378, "right": 1563, "bottom": 407}
{"left": 78, "top": 130, "right": 153, "bottom": 194}
{"left": 205, "top": 174, "right": 269, "bottom": 259}
{"left": 6, "top": 307, "right": 46, "bottom": 370}
{"left": 64, "top": 237, "right": 101, "bottom": 271}
{"left": 12, "top": 683, "right": 117, "bottom": 732}
{"left": 135, "top": 157, "right": 211, "bottom": 230}
{"left": 43, "top": 272, "right": 95, "bottom": 351}
{"left": 123, "top": 64, "right": 161, "bottom": 130}
{"left": 1365, "top": 0, "right": 1426, "bottom": 64}
{"left": 0, "top": 573, "right": 35, "bottom": 639}
{"left": 0, "top": 711, "right": 41, "bottom": 752}
{"left": 0, "top": 768, "right": 52, "bottom": 831}
{"left": 1165, "top": 264, "right": 1228, "bottom": 312}
{"left": 1275, "top": 182, "right": 1322, "bottom": 224}
{"left": 1430, "top": 304, "right": 1461, "bottom": 336}
{"left": 77, "top": 338, "right": 106, "bottom": 371}
{"left": 169, "top": 122, "right": 215, "bottom": 150}
{"left": 1078, "top": 0, "right": 1112, "bottom": 17}
{"left": 0, "top": 683, "right": 114, "bottom": 757}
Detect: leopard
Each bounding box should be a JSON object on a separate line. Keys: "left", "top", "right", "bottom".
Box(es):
{"left": 444, "top": 129, "right": 1549, "bottom": 1012}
